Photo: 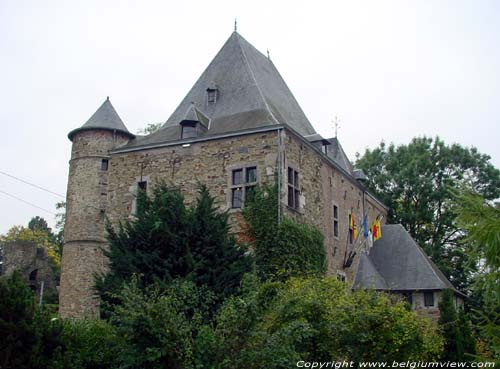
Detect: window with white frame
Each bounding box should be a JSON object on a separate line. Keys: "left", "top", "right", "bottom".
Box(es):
{"left": 230, "top": 166, "right": 257, "bottom": 208}
{"left": 333, "top": 204, "right": 339, "bottom": 238}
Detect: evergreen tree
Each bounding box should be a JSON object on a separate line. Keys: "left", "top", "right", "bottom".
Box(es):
{"left": 457, "top": 308, "right": 477, "bottom": 361}
{"left": 96, "top": 182, "right": 252, "bottom": 316}
{"left": 0, "top": 271, "right": 65, "bottom": 369}
{"left": 188, "top": 185, "right": 253, "bottom": 299}
{"left": 438, "top": 289, "right": 462, "bottom": 361}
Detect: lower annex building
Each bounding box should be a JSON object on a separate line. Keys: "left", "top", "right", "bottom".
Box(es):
{"left": 59, "top": 31, "right": 461, "bottom": 318}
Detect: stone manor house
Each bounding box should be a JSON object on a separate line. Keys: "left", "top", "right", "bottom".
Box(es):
{"left": 59, "top": 31, "right": 463, "bottom": 319}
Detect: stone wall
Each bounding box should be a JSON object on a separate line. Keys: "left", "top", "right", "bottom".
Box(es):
{"left": 60, "top": 126, "right": 390, "bottom": 317}
{"left": 282, "top": 131, "right": 388, "bottom": 280}
{"left": 59, "top": 130, "right": 130, "bottom": 318}
{"left": 1, "top": 241, "right": 56, "bottom": 301}
{"left": 106, "top": 132, "right": 280, "bottom": 236}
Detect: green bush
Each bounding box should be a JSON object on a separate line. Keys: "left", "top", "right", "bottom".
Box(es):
{"left": 107, "top": 276, "right": 217, "bottom": 369}
{"left": 215, "top": 276, "right": 443, "bottom": 368}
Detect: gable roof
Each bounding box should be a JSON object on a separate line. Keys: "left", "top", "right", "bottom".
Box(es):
{"left": 68, "top": 97, "right": 134, "bottom": 141}
{"left": 354, "top": 224, "right": 460, "bottom": 293}
{"left": 124, "top": 31, "right": 316, "bottom": 149}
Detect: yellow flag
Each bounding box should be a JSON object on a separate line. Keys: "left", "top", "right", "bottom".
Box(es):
{"left": 351, "top": 214, "right": 358, "bottom": 240}
{"left": 372, "top": 219, "right": 382, "bottom": 241}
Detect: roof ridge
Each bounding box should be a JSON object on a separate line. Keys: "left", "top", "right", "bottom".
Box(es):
{"left": 235, "top": 34, "right": 280, "bottom": 125}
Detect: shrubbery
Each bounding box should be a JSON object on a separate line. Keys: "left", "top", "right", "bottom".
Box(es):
{"left": 1, "top": 182, "right": 450, "bottom": 368}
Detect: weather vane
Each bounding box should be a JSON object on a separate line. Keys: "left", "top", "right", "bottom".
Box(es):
{"left": 332, "top": 116, "right": 341, "bottom": 138}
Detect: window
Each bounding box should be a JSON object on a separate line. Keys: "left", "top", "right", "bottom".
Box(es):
{"left": 207, "top": 88, "right": 217, "bottom": 103}
{"left": 333, "top": 205, "right": 339, "bottom": 238}
{"left": 424, "top": 291, "right": 435, "bottom": 307}
{"left": 181, "top": 123, "right": 197, "bottom": 139}
{"left": 287, "top": 167, "right": 300, "bottom": 210}
{"left": 101, "top": 159, "right": 109, "bottom": 171}
{"left": 322, "top": 144, "right": 328, "bottom": 155}
{"left": 138, "top": 181, "right": 147, "bottom": 192}
{"left": 230, "top": 166, "right": 257, "bottom": 208}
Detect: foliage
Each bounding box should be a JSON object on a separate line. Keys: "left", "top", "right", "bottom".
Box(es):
{"left": 108, "top": 276, "right": 216, "bottom": 369}
{"left": 243, "top": 184, "right": 326, "bottom": 280}
{"left": 0, "top": 271, "right": 65, "bottom": 369}
{"left": 137, "top": 122, "right": 162, "bottom": 135}
{"left": 355, "top": 137, "right": 500, "bottom": 291}
{"left": 458, "top": 308, "right": 477, "bottom": 361}
{"left": 438, "top": 289, "right": 462, "bottom": 361}
{"left": 96, "top": 183, "right": 252, "bottom": 317}
{"left": 215, "top": 276, "right": 443, "bottom": 368}
{"left": 456, "top": 190, "right": 500, "bottom": 358}
{"left": 54, "top": 201, "right": 66, "bottom": 251}
{"left": 56, "top": 319, "right": 123, "bottom": 369}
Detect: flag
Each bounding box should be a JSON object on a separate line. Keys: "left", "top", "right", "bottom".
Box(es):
{"left": 350, "top": 213, "right": 358, "bottom": 240}
{"left": 372, "top": 218, "right": 382, "bottom": 241}
{"left": 362, "top": 214, "right": 369, "bottom": 238}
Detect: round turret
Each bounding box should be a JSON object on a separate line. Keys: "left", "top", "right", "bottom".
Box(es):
{"left": 59, "top": 98, "right": 134, "bottom": 318}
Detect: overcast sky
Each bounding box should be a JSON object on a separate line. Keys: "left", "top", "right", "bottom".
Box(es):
{"left": 1, "top": 0, "right": 499, "bottom": 234}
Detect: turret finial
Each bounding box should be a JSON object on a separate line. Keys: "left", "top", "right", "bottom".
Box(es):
{"left": 234, "top": 18, "right": 237, "bottom": 32}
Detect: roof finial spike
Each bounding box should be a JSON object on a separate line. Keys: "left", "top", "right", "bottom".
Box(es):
{"left": 106, "top": 96, "right": 109, "bottom": 101}
{"left": 267, "top": 49, "right": 270, "bottom": 60}
{"left": 234, "top": 18, "right": 237, "bottom": 32}
{"left": 332, "top": 116, "right": 341, "bottom": 138}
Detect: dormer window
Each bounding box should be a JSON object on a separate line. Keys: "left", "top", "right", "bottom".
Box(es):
{"left": 206, "top": 83, "right": 218, "bottom": 104}
{"left": 181, "top": 122, "right": 197, "bottom": 139}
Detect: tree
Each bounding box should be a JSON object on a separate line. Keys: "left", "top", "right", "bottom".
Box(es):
{"left": 438, "top": 289, "right": 463, "bottom": 361}
{"left": 0, "top": 271, "right": 65, "bottom": 369}
{"left": 28, "top": 216, "right": 52, "bottom": 235}
{"left": 54, "top": 201, "right": 66, "bottom": 254}
{"left": 0, "top": 224, "right": 61, "bottom": 278}
{"left": 215, "top": 276, "right": 443, "bottom": 368}
{"left": 456, "top": 190, "right": 500, "bottom": 358}
{"left": 243, "top": 184, "right": 326, "bottom": 280}
{"left": 355, "top": 137, "right": 500, "bottom": 291}
{"left": 96, "top": 183, "right": 252, "bottom": 316}
{"left": 137, "top": 122, "right": 162, "bottom": 135}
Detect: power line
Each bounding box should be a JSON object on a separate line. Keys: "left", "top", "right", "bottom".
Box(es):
{"left": 0, "top": 170, "right": 65, "bottom": 198}
{"left": 0, "top": 189, "right": 56, "bottom": 215}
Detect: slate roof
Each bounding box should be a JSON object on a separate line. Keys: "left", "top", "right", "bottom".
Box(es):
{"left": 68, "top": 97, "right": 134, "bottom": 141}
{"left": 305, "top": 135, "right": 355, "bottom": 176}
{"left": 327, "top": 137, "right": 354, "bottom": 175}
{"left": 123, "top": 31, "right": 316, "bottom": 149}
{"left": 354, "top": 224, "right": 460, "bottom": 293}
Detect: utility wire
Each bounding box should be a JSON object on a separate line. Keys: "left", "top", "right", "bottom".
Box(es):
{"left": 0, "top": 170, "right": 65, "bottom": 198}
{"left": 0, "top": 189, "right": 56, "bottom": 215}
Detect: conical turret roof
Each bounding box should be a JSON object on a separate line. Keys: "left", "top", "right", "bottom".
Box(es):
{"left": 68, "top": 97, "right": 134, "bottom": 141}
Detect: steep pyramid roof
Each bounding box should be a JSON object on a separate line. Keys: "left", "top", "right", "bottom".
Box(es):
{"left": 123, "top": 32, "right": 316, "bottom": 149}
{"left": 68, "top": 97, "right": 134, "bottom": 140}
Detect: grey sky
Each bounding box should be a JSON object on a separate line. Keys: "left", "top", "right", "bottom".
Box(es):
{"left": 1, "top": 0, "right": 499, "bottom": 233}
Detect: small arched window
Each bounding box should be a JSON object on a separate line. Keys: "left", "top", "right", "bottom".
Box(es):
{"left": 29, "top": 269, "right": 38, "bottom": 281}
